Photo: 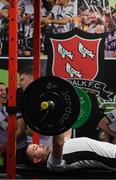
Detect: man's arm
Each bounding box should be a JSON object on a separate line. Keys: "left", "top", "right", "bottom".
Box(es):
{"left": 47, "top": 133, "right": 66, "bottom": 171}
{"left": 64, "top": 128, "right": 72, "bottom": 141}
{"left": 49, "top": 129, "right": 72, "bottom": 160}
{"left": 51, "top": 133, "right": 65, "bottom": 160}
{"left": 98, "top": 116, "right": 116, "bottom": 138}
{"left": 44, "top": 16, "right": 71, "bottom": 25}
{"left": 41, "top": 14, "right": 53, "bottom": 26}
{"left": 15, "top": 117, "right": 26, "bottom": 138}
{"left": 25, "top": 125, "right": 33, "bottom": 136}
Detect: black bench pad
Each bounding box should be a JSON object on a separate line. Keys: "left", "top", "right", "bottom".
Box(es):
{"left": 16, "top": 165, "right": 116, "bottom": 179}
{"left": 0, "top": 164, "right": 116, "bottom": 179}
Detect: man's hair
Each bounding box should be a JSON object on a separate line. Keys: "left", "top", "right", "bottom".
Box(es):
{"left": 22, "top": 144, "right": 35, "bottom": 167}
{"left": 19, "top": 65, "right": 33, "bottom": 76}
{"left": 0, "top": 82, "right": 5, "bottom": 85}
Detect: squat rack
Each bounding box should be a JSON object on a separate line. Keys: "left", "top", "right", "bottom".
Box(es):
{"left": 7, "top": 0, "right": 40, "bottom": 179}
{"left": 3, "top": 1, "right": 116, "bottom": 179}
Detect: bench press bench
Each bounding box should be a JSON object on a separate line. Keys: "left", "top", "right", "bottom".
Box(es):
{"left": 1, "top": 164, "right": 116, "bottom": 179}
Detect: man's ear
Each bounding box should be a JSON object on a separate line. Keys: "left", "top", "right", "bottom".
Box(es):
{"left": 33, "top": 157, "right": 41, "bottom": 164}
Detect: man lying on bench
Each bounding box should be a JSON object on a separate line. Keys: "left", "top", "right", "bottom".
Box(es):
{"left": 25, "top": 131, "right": 116, "bottom": 172}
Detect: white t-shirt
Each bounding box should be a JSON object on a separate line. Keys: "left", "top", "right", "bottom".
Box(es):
{"left": 50, "top": 3, "right": 74, "bottom": 33}
{"left": 25, "top": 4, "right": 34, "bottom": 15}
{"left": 0, "top": 3, "right": 5, "bottom": 10}
{"left": 47, "top": 137, "right": 116, "bottom": 172}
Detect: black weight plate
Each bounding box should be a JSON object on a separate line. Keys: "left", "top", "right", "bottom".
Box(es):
{"left": 22, "top": 76, "right": 80, "bottom": 135}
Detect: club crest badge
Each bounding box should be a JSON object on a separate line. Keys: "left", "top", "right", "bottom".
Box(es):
{"left": 49, "top": 32, "right": 102, "bottom": 80}
{"left": 46, "top": 29, "right": 113, "bottom": 100}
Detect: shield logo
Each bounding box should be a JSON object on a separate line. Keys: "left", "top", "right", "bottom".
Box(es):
{"left": 50, "top": 34, "right": 102, "bottom": 80}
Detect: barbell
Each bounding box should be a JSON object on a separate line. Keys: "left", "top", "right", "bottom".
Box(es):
{"left": 22, "top": 76, "right": 91, "bottom": 135}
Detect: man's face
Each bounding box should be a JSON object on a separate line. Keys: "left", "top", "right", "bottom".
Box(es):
{"left": 2, "top": 9, "right": 8, "bottom": 18}
{"left": 19, "top": 74, "right": 33, "bottom": 91}
{"left": 26, "top": 144, "right": 50, "bottom": 164}
{"left": 113, "top": 12, "right": 116, "bottom": 18}
{"left": 18, "top": 7, "right": 24, "bottom": 16}
{"left": 0, "top": 84, "right": 7, "bottom": 105}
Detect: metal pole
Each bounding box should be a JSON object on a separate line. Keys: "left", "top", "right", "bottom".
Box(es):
{"left": 7, "top": 0, "right": 18, "bottom": 178}
{"left": 33, "top": 0, "right": 41, "bottom": 143}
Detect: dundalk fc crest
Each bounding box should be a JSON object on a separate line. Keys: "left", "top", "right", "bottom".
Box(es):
{"left": 47, "top": 30, "right": 112, "bottom": 100}
{"left": 50, "top": 34, "right": 101, "bottom": 80}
